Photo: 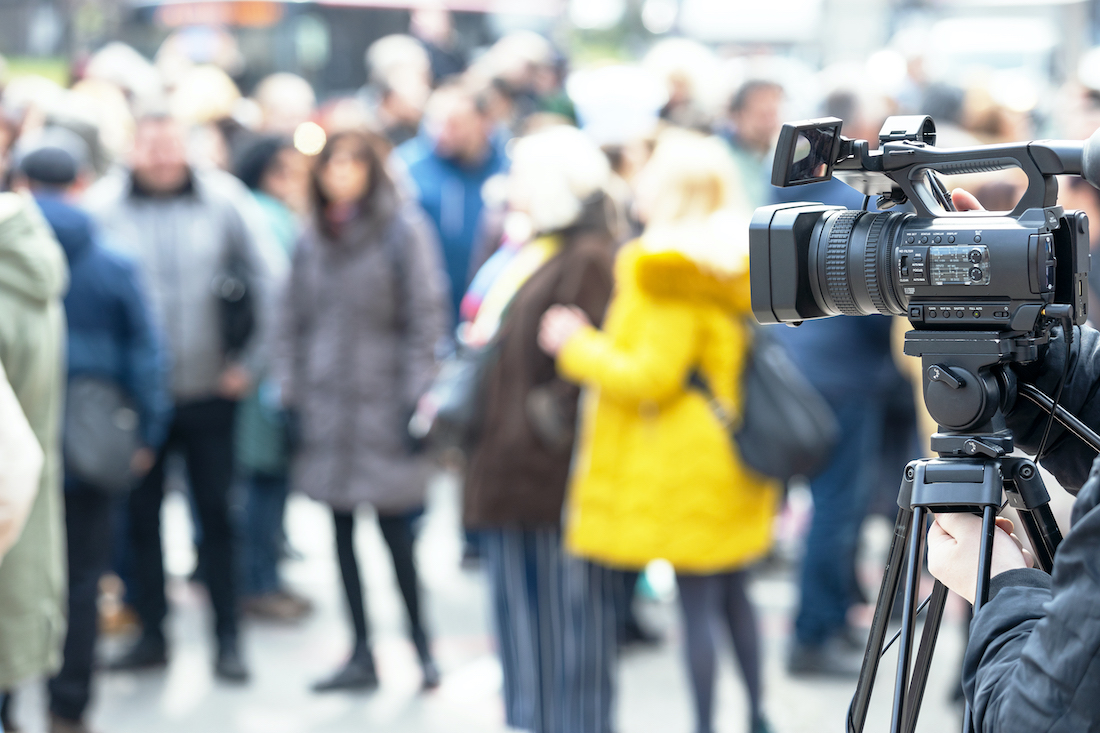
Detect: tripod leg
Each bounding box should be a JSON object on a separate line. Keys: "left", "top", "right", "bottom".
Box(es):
{"left": 1005, "top": 460, "right": 1062, "bottom": 573}
{"left": 961, "top": 505, "right": 1000, "bottom": 733}
{"left": 848, "top": 507, "right": 914, "bottom": 733}
{"left": 901, "top": 580, "right": 949, "bottom": 733}
{"left": 890, "top": 506, "right": 929, "bottom": 733}
{"left": 974, "top": 506, "right": 998, "bottom": 610}
{"left": 1015, "top": 506, "right": 1060, "bottom": 573}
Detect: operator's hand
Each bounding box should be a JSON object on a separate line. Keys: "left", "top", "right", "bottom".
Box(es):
{"left": 538, "top": 305, "right": 591, "bottom": 357}
{"left": 951, "top": 188, "right": 985, "bottom": 212}
{"left": 927, "top": 513, "right": 1033, "bottom": 604}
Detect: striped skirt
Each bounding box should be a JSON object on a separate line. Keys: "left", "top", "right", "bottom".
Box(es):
{"left": 481, "top": 527, "right": 621, "bottom": 733}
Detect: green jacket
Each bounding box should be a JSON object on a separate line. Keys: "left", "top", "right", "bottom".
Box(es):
{"left": 0, "top": 193, "right": 68, "bottom": 687}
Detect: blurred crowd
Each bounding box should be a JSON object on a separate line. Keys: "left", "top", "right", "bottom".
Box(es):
{"left": 1, "top": 11, "right": 1100, "bottom": 733}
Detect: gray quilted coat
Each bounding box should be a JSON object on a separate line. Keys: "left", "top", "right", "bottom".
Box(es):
{"left": 277, "top": 196, "right": 448, "bottom": 513}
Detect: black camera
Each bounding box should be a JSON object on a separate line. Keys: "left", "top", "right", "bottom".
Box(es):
{"left": 750, "top": 115, "right": 1100, "bottom": 334}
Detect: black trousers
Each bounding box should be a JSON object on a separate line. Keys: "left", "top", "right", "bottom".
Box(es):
{"left": 129, "top": 398, "right": 239, "bottom": 645}
{"left": 48, "top": 486, "right": 114, "bottom": 722}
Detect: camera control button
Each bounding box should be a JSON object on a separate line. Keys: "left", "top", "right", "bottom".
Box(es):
{"left": 948, "top": 235, "right": 956, "bottom": 243}
{"left": 974, "top": 234, "right": 982, "bottom": 243}
{"left": 968, "top": 249, "right": 983, "bottom": 263}
{"left": 909, "top": 306, "right": 923, "bottom": 320}
{"left": 970, "top": 267, "right": 983, "bottom": 281}
{"left": 920, "top": 235, "right": 929, "bottom": 243}
{"left": 954, "top": 309, "right": 965, "bottom": 318}
{"left": 928, "top": 309, "right": 937, "bottom": 318}
{"left": 972, "top": 311, "right": 981, "bottom": 318}
{"left": 906, "top": 235, "right": 915, "bottom": 244}
{"left": 934, "top": 235, "right": 942, "bottom": 243}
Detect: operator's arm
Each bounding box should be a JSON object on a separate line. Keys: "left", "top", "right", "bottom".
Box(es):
{"left": 961, "top": 459, "right": 1100, "bottom": 732}
{"left": 1006, "top": 324, "right": 1100, "bottom": 491}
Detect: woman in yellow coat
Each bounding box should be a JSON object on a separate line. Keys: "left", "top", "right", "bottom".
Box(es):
{"left": 539, "top": 131, "right": 778, "bottom": 733}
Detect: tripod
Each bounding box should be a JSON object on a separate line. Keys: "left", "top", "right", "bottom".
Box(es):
{"left": 847, "top": 330, "right": 1067, "bottom": 733}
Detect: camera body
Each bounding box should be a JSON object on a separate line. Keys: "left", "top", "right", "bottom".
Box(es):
{"left": 750, "top": 115, "right": 1097, "bottom": 337}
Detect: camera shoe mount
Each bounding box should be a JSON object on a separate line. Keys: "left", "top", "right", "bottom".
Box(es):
{"left": 847, "top": 330, "right": 1065, "bottom": 733}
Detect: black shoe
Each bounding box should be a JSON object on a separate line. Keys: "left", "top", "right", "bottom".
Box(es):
{"left": 787, "top": 640, "right": 862, "bottom": 677}
{"left": 411, "top": 628, "right": 440, "bottom": 691}
{"left": 48, "top": 713, "right": 96, "bottom": 733}
{"left": 420, "top": 658, "right": 441, "bottom": 691}
{"left": 215, "top": 644, "right": 250, "bottom": 683}
{"left": 103, "top": 635, "right": 168, "bottom": 671}
{"left": 312, "top": 652, "right": 379, "bottom": 693}
{"left": 1, "top": 692, "right": 20, "bottom": 733}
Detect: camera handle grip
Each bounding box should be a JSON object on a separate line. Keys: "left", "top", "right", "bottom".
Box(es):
{"left": 883, "top": 127, "right": 1100, "bottom": 219}
{"left": 884, "top": 141, "right": 1062, "bottom": 218}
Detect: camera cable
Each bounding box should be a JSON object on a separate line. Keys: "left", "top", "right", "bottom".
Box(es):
{"left": 1035, "top": 309, "right": 1076, "bottom": 462}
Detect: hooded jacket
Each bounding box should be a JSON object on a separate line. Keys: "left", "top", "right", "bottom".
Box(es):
{"left": 555, "top": 218, "right": 779, "bottom": 572}
{"left": 0, "top": 192, "right": 68, "bottom": 687}
{"left": 35, "top": 193, "right": 171, "bottom": 453}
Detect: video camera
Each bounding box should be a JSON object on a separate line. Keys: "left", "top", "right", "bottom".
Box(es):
{"left": 751, "top": 117, "right": 1100, "bottom": 733}
{"left": 749, "top": 115, "right": 1100, "bottom": 335}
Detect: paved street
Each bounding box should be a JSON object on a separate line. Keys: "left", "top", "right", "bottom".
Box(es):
{"left": 11, "top": 476, "right": 971, "bottom": 733}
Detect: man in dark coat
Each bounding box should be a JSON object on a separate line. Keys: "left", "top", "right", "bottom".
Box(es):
{"left": 14, "top": 132, "right": 171, "bottom": 733}
{"left": 927, "top": 322, "right": 1100, "bottom": 732}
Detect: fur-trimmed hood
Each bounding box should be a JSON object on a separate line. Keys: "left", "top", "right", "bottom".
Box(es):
{"left": 631, "top": 209, "right": 751, "bottom": 314}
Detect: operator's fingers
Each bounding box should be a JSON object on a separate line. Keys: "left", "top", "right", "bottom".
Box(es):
{"left": 1022, "top": 548, "right": 1035, "bottom": 569}
{"left": 951, "top": 188, "right": 985, "bottom": 212}
{"left": 995, "top": 516, "right": 1015, "bottom": 535}
{"left": 932, "top": 512, "right": 984, "bottom": 538}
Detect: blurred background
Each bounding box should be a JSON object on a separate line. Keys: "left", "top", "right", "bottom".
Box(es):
{"left": 0, "top": 1, "right": 1097, "bottom": 733}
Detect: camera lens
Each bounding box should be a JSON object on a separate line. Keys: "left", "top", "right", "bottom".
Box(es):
{"left": 809, "top": 210, "right": 908, "bottom": 317}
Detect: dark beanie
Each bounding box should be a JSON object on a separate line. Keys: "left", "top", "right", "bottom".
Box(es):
{"left": 20, "top": 145, "right": 78, "bottom": 186}
{"left": 15, "top": 126, "right": 89, "bottom": 187}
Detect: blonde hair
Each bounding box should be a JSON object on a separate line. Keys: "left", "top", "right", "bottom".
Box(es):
{"left": 643, "top": 130, "right": 745, "bottom": 225}
{"left": 640, "top": 130, "right": 750, "bottom": 274}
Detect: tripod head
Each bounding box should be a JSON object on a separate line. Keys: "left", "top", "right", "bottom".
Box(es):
{"left": 903, "top": 329, "right": 1049, "bottom": 458}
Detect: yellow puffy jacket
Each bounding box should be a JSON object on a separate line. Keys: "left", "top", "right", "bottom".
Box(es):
{"left": 557, "top": 238, "right": 779, "bottom": 573}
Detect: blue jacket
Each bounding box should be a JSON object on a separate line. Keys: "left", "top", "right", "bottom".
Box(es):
{"left": 396, "top": 134, "right": 507, "bottom": 321}
{"left": 768, "top": 179, "right": 899, "bottom": 402}
{"left": 36, "top": 194, "right": 171, "bottom": 451}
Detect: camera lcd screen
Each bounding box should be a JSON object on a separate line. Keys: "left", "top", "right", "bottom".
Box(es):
{"left": 772, "top": 119, "right": 843, "bottom": 187}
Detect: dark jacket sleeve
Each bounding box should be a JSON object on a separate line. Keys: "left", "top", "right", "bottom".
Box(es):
{"left": 1006, "top": 324, "right": 1100, "bottom": 492}
{"left": 397, "top": 205, "right": 450, "bottom": 407}
{"left": 274, "top": 236, "right": 311, "bottom": 409}
{"left": 963, "top": 459, "right": 1100, "bottom": 732}
{"left": 116, "top": 258, "right": 172, "bottom": 449}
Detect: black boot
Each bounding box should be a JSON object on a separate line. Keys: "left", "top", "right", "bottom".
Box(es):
{"left": 412, "top": 628, "right": 440, "bottom": 690}
{"left": 103, "top": 633, "right": 168, "bottom": 671}
{"left": 215, "top": 638, "right": 250, "bottom": 683}
{"left": 312, "top": 645, "right": 378, "bottom": 693}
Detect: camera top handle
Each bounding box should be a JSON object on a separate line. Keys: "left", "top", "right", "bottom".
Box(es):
{"left": 826, "top": 117, "right": 1100, "bottom": 219}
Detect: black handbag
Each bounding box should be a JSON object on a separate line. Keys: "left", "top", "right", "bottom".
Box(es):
{"left": 410, "top": 338, "right": 499, "bottom": 451}
{"left": 213, "top": 225, "right": 256, "bottom": 359}
{"left": 695, "top": 324, "right": 839, "bottom": 483}
{"left": 64, "top": 377, "right": 141, "bottom": 494}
